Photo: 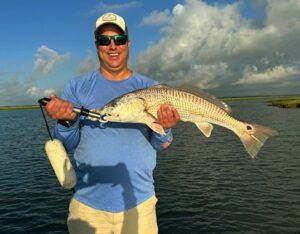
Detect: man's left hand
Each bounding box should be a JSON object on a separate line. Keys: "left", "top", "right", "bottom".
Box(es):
{"left": 157, "top": 104, "right": 180, "bottom": 129}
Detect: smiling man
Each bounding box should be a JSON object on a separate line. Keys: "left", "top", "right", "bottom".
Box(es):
{"left": 95, "top": 14, "right": 131, "bottom": 80}
{"left": 45, "top": 12, "right": 180, "bottom": 234}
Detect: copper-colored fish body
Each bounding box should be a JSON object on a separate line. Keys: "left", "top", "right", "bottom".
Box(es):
{"left": 99, "top": 85, "right": 278, "bottom": 158}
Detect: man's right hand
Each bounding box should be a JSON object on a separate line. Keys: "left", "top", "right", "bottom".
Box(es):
{"left": 45, "top": 94, "right": 77, "bottom": 121}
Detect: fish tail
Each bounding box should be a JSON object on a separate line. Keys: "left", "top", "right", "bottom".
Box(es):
{"left": 239, "top": 123, "right": 278, "bottom": 159}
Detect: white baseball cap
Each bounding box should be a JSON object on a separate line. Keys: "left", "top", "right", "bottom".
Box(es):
{"left": 95, "top": 12, "right": 127, "bottom": 34}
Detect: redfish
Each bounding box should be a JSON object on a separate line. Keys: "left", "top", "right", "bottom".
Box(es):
{"left": 98, "top": 84, "right": 278, "bottom": 159}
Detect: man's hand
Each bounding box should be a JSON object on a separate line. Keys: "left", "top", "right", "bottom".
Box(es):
{"left": 157, "top": 104, "right": 180, "bottom": 129}
{"left": 45, "top": 94, "right": 77, "bottom": 121}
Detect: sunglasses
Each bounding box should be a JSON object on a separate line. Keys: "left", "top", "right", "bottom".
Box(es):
{"left": 96, "top": 35, "right": 128, "bottom": 46}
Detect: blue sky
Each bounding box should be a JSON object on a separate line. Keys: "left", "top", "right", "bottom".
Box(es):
{"left": 1, "top": 0, "right": 300, "bottom": 105}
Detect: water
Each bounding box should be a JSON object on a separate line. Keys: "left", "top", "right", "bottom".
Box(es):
{"left": 0, "top": 101, "right": 299, "bottom": 233}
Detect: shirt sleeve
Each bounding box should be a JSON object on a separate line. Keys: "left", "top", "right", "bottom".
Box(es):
{"left": 150, "top": 128, "right": 173, "bottom": 151}
{"left": 52, "top": 80, "right": 81, "bottom": 152}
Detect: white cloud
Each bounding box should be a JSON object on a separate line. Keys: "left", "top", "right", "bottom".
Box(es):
{"left": 26, "top": 86, "right": 55, "bottom": 99}
{"left": 92, "top": 1, "right": 141, "bottom": 13}
{"left": 0, "top": 77, "right": 23, "bottom": 105}
{"left": 234, "top": 65, "right": 300, "bottom": 85}
{"left": 134, "top": 0, "right": 300, "bottom": 96}
{"left": 33, "top": 45, "right": 70, "bottom": 76}
{"left": 0, "top": 45, "right": 69, "bottom": 105}
{"left": 141, "top": 9, "right": 171, "bottom": 26}
{"left": 76, "top": 50, "right": 98, "bottom": 75}
{"left": 172, "top": 4, "right": 185, "bottom": 16}
{"left": 0, "top": 76, "right": 57, "bottom": 105}
{"left": 0, "top": 76, "right": 59, "bottom": 105}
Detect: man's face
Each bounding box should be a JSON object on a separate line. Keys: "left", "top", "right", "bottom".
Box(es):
{"left": 96, "top": 24, "right": 130, "bottom": 74}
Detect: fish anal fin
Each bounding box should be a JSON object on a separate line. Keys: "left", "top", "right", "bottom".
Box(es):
{"left": 140, "top": 111, "right": 166, "bottom": 135}
{"left": 195, "top": 122, "right": 213, "bottom": 137}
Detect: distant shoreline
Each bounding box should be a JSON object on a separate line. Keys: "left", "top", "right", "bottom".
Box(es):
{"left": 1, "top": 95, "right": 299, "bottom": 110}
{"left": 223, "top": 95, "right": 300, "bottom": 108}
{"left": 267, "top": 97, "right": 300, "bottom": 108}
{"left": 0, "top": 105, "right": 40, "bottom": 110}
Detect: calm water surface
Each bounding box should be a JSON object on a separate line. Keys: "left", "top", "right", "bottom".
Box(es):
{"left": 0, "top": 100, "right": 299, "bottom": 233}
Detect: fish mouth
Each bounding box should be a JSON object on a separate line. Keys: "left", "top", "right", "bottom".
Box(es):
{"left": 99, "top": 113, "right": 120, "bottom": 122}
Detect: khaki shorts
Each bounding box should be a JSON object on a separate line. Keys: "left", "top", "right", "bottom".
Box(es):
{"left": 67, "top": 195, "right": 158, "bottom": 234}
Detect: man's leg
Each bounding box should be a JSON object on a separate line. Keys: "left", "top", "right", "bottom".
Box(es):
{"left": 113, "top": 195, "right": 158, "bottom": 234}
{"left": 67, "top": 198, "right": 113, "bottom": 234}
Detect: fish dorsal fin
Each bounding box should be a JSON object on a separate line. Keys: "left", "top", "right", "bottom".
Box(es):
{"left": 172, "top": 84, "right": 232, "bottom": 114}
{"left": 149, "top": 84, "right": 170, "bottom": 89}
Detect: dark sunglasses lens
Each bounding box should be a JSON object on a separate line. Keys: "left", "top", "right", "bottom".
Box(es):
{"left": 97, "top": 35, "right": 127, "bottom": 46}
{"left": 97, "top": 36, "right": 110, "bottom": 45}
{"left": 114, "top": 35, "right": 127, "bottom": 45}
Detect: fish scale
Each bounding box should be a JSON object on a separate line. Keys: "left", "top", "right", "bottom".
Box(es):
{"left": 99, "top": 84, "right": 278, "bottom": 159}
{"left": 135, "top": 86, "right": 232, "bottom": 126}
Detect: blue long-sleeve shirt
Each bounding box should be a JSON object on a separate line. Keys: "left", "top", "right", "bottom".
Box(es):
{"left": 53, "top": 70, "right": 173, "bottom": 212}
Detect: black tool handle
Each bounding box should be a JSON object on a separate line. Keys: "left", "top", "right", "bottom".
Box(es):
{"left": 37, "top": 97, "right": 102, "bottom": 120}
{"left": 38, "top": 97, "right": 51, "bottom": 106}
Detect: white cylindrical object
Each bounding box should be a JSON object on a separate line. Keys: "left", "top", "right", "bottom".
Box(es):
{"left": 45, "top": 139, "right": 77, "bottom": 189}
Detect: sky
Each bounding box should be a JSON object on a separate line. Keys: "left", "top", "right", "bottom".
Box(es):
{"left": 1, "top": 0, "right": 300, "bottom": 105}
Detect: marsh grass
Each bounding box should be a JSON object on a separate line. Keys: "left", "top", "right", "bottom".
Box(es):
{"left": 268, "top": 97, "right": 300, "bottom": 108}
{"left": 222, "top": 95, "right": 300, "bottom": 108}
{"left": 0, "top": 105, "right": 40, "bottom": 110}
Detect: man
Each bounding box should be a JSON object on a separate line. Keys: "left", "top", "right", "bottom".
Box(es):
{"left": 46, "top": 12, "right": 180, "bottom": 234}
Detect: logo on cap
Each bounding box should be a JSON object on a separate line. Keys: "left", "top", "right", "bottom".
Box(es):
{"left": 102, "top": 13, "right": 117, "bottom": 22}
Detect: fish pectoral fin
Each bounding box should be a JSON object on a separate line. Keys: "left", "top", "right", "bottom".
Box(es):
{"left": 195, "top": 122, "right": 213, "bottom": 137}
{"left": 136, "top": 97, "right": 150, "bottom": 110}
{"left": 143, "top": 112, "right": 165, "bottom": 135}
{"left": 147, "top": 122, "right": 166, "bottom": 135}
